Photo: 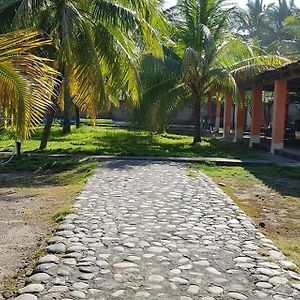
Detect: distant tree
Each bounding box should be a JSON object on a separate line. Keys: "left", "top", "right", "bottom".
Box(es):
{"left": 233, "top": 0, "right": 300, "bottom": 52}
{"left": 268, "top": 0, "right": 300, "bottom": 44}
{"left": 233, "top": 0, "right": 273, "bottom": 46}
{"left": 283, "top": 15, "right": 300, "bottom": 58}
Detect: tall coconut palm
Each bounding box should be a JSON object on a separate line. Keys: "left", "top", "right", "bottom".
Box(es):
{"left": 0, "top": 29, "right": 59, "bottom": 143}
{"left": 133, "top": 0, "right": 289, "bottom": 143}
{"left": 1, "top": 0, "right": 166, "bottom": 148}
{"left": 174, "top": 0, "right": 230, "bottom": 143}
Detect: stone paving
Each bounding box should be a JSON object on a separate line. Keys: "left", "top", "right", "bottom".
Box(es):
{"left": 15, "top": 160, "right": 300, "bottom": 300}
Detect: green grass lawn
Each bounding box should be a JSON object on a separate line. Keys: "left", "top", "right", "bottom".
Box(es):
{"left": 0, "top": 125, "right": 262, "bottom": 159}
{"left": 196, "top": 163, "right": 300, "bottom": 273}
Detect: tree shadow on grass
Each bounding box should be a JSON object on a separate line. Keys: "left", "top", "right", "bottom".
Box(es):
{"left": 30, "top": 127, "right": 263, "bottom": 160}
{"left": 0, "top": 156, "right": 97, "bottom": 189}
{"left": 243, "top": 165, "right": 300, "bottom": 199}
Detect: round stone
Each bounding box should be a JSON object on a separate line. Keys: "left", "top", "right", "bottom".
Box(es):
{"left": 37, "top": 255, "right": 59, "bottom": 264}
{"left": 96, "top": 260, "right": 109, "bottom": 267}
{"left": 26, "top": 273, "right": 51, "bottom": 284}
{"left": 72, "top": 282, "right": 89, "bottom": 289}
{"left": 135, "top": 291, "right": 151, "bottom": 298}
{"left": 169, "top": 277, "right": 189, "bottom": 285}
{"left": 148, "top": 275, "right": 165, "bottom": 283}
{"left": 179, "top": 264, "right": 193, "bottom": 270}
{"left": 48, "top": 285, "right": 69, "bottom": 293}
{"left": 170, "top": 268, "right": 181, "bottom": 275}
{"left": 46, "top": 243, "right": 66, "bottom": 254}
{"left": 111, "top": 290, "right": 125, "bottom": 297}
{"left": 257, "top": 268, "right": 281, "bottom": 277}
{"left": 79, "top": 266, "right": 98, "bottom": 273}
{"left": 208, "top": 286, "right": 223, "bottom": 294}
{"left": 280, "top": 260, "right": 297, "bottom": 270}
{"left": 187, "top": 285, "right": 200, "bottom": 294}
{"left": 18, "top": 284, "right": 44, "bottom": 294}
{"left": 269, "top": 276, "right": 289, "bottom": 285}
{"left": 255, "top": 282, "right": 273, "bottom": 289}
{"left": 113, "top": 262, "right": 138, "bottom": 268}
{"left": 69, "top": 291, "right": 86, "bottom": 298}
{"left": 206, "top": 267, "right": 222, "bottom": 276}
{"left": 253, "top": 290, "right": 268, "bottom": 298}
{"left": 227, "top": 292, "right": 248, "bottom": 300}
{"left": 15, "top": 295, "right": 38, "bottom": 300}
{"left": 147, "top": 246, "right": 169, "bottom": 253}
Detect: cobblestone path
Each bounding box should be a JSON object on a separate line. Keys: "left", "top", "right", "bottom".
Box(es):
{"left": 16, "top": 161, "right": 300, "bottom": 300}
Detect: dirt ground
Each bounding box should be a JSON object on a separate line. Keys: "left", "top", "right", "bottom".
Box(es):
{"left": 210, "top": 169, "right": 300, "bottom": 272}
{"left": 227, "top": 178, "right": 300, "bottom": 238}
{"left": 0, "top": 173, "right": 75, "bottom": 298}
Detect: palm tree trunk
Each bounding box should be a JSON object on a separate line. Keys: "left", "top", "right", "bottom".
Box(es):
{"left": 39, "top": 107, "right": 56, "bottom": 150}
{"left": 75, "top": 105, "right": 80, "bottom": 129}
{"left": 63, "top": 66, "right": 71, "bottom": 134}
{"left": 193, "top": 98, "right": 201, "bottom": 144}
{"left": 39, "top": 72, "right": 63, "bottom": 150}
{"left": 15, "top": 141, "right": 21, "bottom": 156}
{"left": 4, "top": 107, "right": 8, "bottom": 128}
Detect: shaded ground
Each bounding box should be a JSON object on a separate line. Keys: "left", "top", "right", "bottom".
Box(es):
{"left": 197, "top": 164, "right": 300, "bottom": 272}
{"left": 0, "top": 125, "right": 262, "bottom": 159}
{"left": 0, "top": 158, "right": 96, "bottom": 298}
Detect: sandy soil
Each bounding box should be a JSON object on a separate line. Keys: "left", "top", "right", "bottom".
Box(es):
{"left": 0, "top": 173, "right": 74, "bottom": 298}
{"left": 228, "top": 178, "right": 300, "bottom": 237}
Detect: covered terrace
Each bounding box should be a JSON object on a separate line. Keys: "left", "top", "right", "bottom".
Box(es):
{"left": 216, "top": 60, "right": 300, "bottom": 155}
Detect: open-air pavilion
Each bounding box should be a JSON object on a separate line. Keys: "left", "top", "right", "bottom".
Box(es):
{"left": 215, "top": 60, "right": 300, "bottom": 156}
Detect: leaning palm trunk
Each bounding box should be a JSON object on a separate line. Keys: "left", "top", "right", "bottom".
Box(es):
{"left": 40, "top": 72, "right": 63, "bottom": 150}
{"left": 63, "top": 71, "right": 72, "bottom": 134}
{"left": 39, "top": 108, "right": 55, "bottom": 150}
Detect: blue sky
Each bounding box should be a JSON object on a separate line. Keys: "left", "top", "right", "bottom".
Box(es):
{"left": 164, "top": 0, "right": 297, "bottom": 9}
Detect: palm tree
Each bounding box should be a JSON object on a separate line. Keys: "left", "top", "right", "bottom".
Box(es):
{"left": 0, "top": 29, "right": 59, "bottom": 146}
{"left": 173, "top": 0, "right": 230, "bottom": 143}
{"left": 1, "top": 0, "right": 165, "bottom": 149}
{"left": 233, "top": 0, "right": 274, "bottom": 46}
{"left": 269, "top": 0, "right": 299, "bottom": 31}
{"left": 283, "top": 15, "right": 300, "bottom": 58}
{"left": 233, "top": 0, "right": 300, "bottom": 51}
{"left": 133, "top": 0, "right": 289, "bottom": 143}
{"left": 133, "top": 48, "right": 189, "bottom": 133}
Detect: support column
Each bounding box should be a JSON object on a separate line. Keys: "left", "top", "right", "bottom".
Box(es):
{"left": 234, "top": 89, "right": 246, "bottom": 143}
{"left": 270, "top": 80, "right": 288, "bottom": 154}
{"left": 223, "top": 94, "right": 232, "bottom": 138}
{"left": 215, "top": 100, "right": 221, "bottom": 133}
{"left": 250, "top": 85, "right": 262, "bottom": 147}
